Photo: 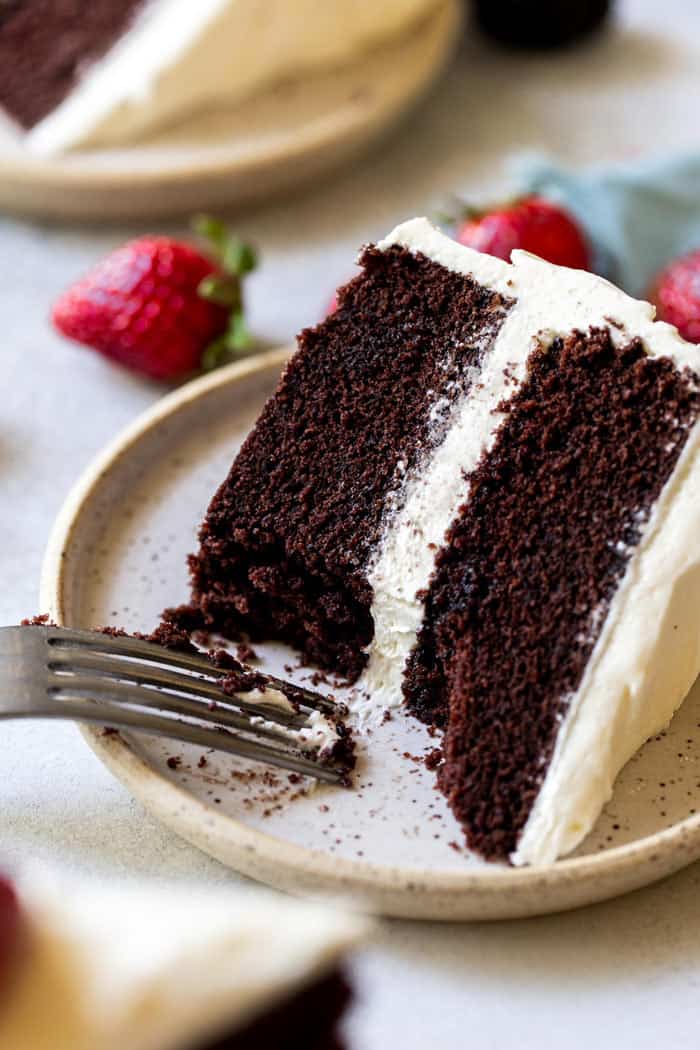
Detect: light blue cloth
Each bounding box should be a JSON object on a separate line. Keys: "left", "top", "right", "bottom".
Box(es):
{"left": 515, "top": 153, "right": 700, "bottom": 297}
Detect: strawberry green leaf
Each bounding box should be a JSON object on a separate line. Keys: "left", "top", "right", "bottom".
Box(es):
{"left": 225, "top": 309, "right": 252, "bottom": 352}
{"left": 197, "top": 274, "right": 241, "bottom": 308}
{"left": 200, "top": 311, "right": 252, "bottom": 372}
{"left": 200, "top": 335, "right": 231, "bottom": 372}
{"left": 193, "top": 214, "right": 258, "bottom": 368}
{"left": 222, "top": 237, "right": 258, "bottom": 278}
{"left": 192, "top": 214, "right": 229, "bottom": 255}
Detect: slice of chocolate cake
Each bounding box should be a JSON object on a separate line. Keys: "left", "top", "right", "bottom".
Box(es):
{"left": 191, "top": 218, "right": 700, "bottom": 866}
{"left": 0, "top": 0, "right": 437, "bottom": 155}
{"left": 2, "top": 868, "right": 364, "bottom": 1049}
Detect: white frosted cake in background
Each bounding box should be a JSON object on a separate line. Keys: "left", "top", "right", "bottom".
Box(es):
{"left": 0, "top": 0, "right": 439, "bottom": 155}
{"left": 0, "top": 868, "right": 364, "bottom": 1049}
{"left": 185, "top": 217, "right": 700, "bottom": 867}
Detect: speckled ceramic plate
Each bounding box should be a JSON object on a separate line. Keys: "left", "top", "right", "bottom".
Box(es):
{"left": 41, "top": 348, "right": 700, "bottom": 920}
{"left": 0, "top": 2, "right": 457, "bottom": 221}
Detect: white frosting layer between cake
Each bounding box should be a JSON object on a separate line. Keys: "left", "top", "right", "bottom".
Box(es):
{"left": 355, "top": 217, "right": 700, "bottom": 865}
{"left": 21, "top": 0, "right": 438, "bottom": 155}
{"left": 1, "top": 870, "right": 365, "bottom": 1050}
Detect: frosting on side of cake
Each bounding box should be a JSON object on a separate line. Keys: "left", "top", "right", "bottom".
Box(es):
{"left": 1, "top": 871, "right": 365, "bottom": 1050}
{"left": 513, "top": 418, "right": 700, "bottom": 865}
{"left": 20, "top": 0, "right": 439, "bottom": 154}
{"left": 356, "top": 218, "right": 698, "bottom": 725}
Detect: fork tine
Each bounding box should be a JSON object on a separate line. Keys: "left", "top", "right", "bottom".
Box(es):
{"left": 47, "top": 627, "right": 337, "bottom": 714}
{"left": 47, "top": 647, "right": 307, "bottom": 729}
{"left": 47, "top": 673, "right": 300, "bottom": 747}
{"left": 34, "top": 696, "right": 346, "bottom": 784}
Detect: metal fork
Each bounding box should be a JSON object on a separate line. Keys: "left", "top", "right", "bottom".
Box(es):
{"left": 0, "top": 626, "right": 351, "bottom": 785}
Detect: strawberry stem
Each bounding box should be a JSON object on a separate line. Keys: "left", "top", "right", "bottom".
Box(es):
{"left": 435, "top": 194, "right": 524, "bottom": 231}
{"left": 192, "top": 215, "right": 229, "bottom": 254}
{"left": 222, "top": 237, "right": 257, "bottom": 277}
{"left": 227, "top": 310, "right": 251, "bottom": 351}
{"left": 197, "top": 274, "right": 241, "bottom": 308}
{"left": 193, "top": 214, "right": 258, "bottom": 370}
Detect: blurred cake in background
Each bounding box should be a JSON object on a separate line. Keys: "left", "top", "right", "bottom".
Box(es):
{"left": 0, "top": 0, "right": 440, "bottom": 155}
{"left": 0, "top": 868, "right": 364, "bottom": 1049}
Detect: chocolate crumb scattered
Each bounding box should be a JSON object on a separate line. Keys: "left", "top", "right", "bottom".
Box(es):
{"left": 424, "top": 748, "right": 443, "bottom": 771}
{"left": 236, "top": 641, "right": 258, "bottom": 663}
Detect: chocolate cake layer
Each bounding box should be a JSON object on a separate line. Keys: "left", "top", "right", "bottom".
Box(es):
{"left": 405, "top": 327, "right": 700, "bottom": 859}
{"left": 201, "top": 969, "right": 351, "bottom": 1050}
{"left": 0, "top": 0, "right": 145, "bottom": 128}
{"left": 191, "top": 246, "right": 511, "bottom": 676}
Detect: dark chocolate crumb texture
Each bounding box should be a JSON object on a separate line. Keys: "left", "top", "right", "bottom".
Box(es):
{"left": 412, "top": 327, "right": 700, "bottom": 859}
{"left": 0, "top": 0, "right": 145, "bottom": 128}
{"left": 190, "top": 243, "right": 511, "bottom": 677}
{"left": 189, "top": 218, "right": 700, "bottom": 865}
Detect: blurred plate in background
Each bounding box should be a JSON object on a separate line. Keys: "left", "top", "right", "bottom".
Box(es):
{"left": 0, "top": 0, "right": 458, "bottom": 222}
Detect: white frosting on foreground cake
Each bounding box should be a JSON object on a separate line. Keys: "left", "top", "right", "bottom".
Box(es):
{"left": 1, "top": 870, "right": 364, "bottom": 1050}
{"left": 15, "top": 0, "right": 438, "bottom": 155}
{"left": 355, "top": 217, "right": 700, "bottom": 866}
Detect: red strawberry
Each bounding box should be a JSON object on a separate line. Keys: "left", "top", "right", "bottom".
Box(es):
{"left": 0, "top": 874, "right": 22, "bottom": 990}
{"left": 52, "top": 217, "right": 257, "bottom": 381}
{"left": 456, "top": 195, "right": 591, "bottom": 270}
{"left": 324, "top": 293, "right": 339, "bottom": 318}
{"left": 648, "top": 249, "right": 700, "bottom": 344}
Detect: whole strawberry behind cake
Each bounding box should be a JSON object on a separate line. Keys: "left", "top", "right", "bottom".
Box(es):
{"left": 52, "top": 218, "right": 258, "bottom": 381}
{"left": 185, "top": 216, "right": 700, "bottom": 867}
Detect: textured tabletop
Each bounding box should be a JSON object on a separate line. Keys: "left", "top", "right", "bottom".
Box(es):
{"left": 2, "top": 1, "right": 700, "bottom": 1046}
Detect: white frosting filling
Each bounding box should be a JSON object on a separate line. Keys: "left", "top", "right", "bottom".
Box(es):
{"left": 18, "top": 0, "right": 438, "bottom": 155}
{"left": 354, "top": 218, "right": 700, "bottom": 863}
{"left": 1, "top": 870, "right": 364, "bottom": 1050}
{"left": 240, "top": 687, "right": 340, "bottom": 756}
{"left": 242, "top": 686, "right": 296, "bottom": 714}
{"left": 297, "top": 708, "right": 342, "bottom": 754}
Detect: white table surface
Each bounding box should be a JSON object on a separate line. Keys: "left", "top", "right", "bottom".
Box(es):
{"left": 2, "top": 2, "right": 700, "bottom": 1046}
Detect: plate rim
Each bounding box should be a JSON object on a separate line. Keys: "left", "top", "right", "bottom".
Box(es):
{"left": 40, "top": 348, "right": 700, "bottom": 919}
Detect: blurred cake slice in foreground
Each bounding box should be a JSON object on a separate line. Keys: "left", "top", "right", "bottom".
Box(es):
{"left": 0, "top": 867, "right": 365, "bottom": 1049}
